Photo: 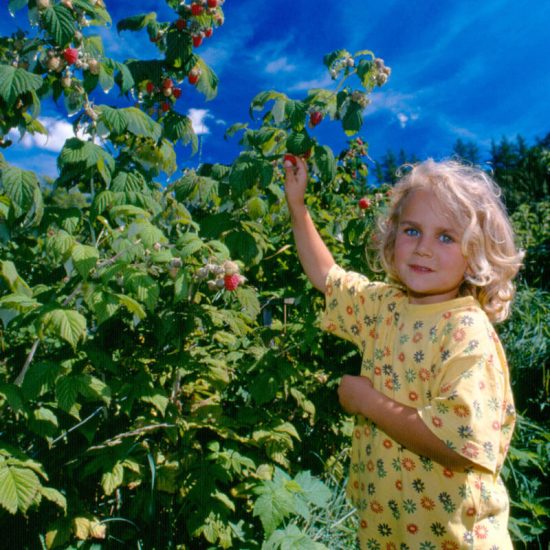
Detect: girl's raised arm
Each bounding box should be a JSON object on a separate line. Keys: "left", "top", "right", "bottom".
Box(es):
{"left": 284, "top": 156, "right": 335, "bottom": 293}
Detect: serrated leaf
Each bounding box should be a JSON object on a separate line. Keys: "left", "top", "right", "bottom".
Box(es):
{"left": 40, "top": 308, "right": 87, "bottom": 349}
{"left": 195, "top": 58, "right": 219, "bottom": 101}
{"left": 165, "top": 28, "right": 193, "bottom": 69}
{"left": 55, "top": 375, "right": 80, "bottom": 413}
{"left": 29, "top": 406, "right": 59, "bottom": 437}
{"left": 58, "top": 138, "right": 115, "bottom": 174}
{"left": 342, "top": 102, "right": 363, "bottom": 136}
{"left": 41, "top": 4, "right": 76, "bottom": 47}
{"left": 177, "top": 232, "right": 204, "bottom": 258}
{"left": 41, "top": 486, "right": 67, "bottom": 512}
{"left": 163, "top": 111, "right": 198, "bottom": 153}
{"left": 78, "top": 373, "right": 111, "bottom": 405}
{"left": 141, "top": 392, "right": 169, "bottom": 416}
{"left": 101, "top": 462, "right": 124, "bottom": 496}
{"left": 116, "top": 293, "right": 146, "bottom": 319}
{"left": 111, "top": 170, "right": 145, "bottom": 193}
{"left": 0, "top": 463, "right": 41, "bottom": 514}
{"left": 124, "top": 271, "right": 159, "bottom": 311}
{"left": 286, "top": 130, "right": 314, "bottom": 156}
{"left": 235, "top": 286, "right": 260, "bottom": 320}
{"left": 253, "top": 483, "right": 296, "bottom": 536}
{"left": 127, "top": 219, "right": 166, "bottom": 249}
{"left": 1, "top": 164, "right": 39, "bottom": 218}
{"left": 71, "top": 244, "right": 99, "bottom": 279}
{"left": 0, "top": 260, "right": 32, "bottom": 296}
{"left": 294, "top": 471, "right": 331, "bottom": 508}
{"left": 97, "top": 106, "right": 161, "bottom": 141}
{"left": 0, "top": 65, "right": 43, "bottom": 107}
{"left": 313, "top": 145, "right": 336, "bottom": 183}
{"left": 249, "top": 90, "right": 288, "bottom": 119}
{"left": 116, "top": 12, "right": 157, "bottom": 33}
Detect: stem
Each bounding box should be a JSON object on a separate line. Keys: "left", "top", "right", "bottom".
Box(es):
{"left": 14, "top": 338, "right": 39, "bottom": 386}
{"left": 87, "top": 423, "right": 175, "bottom": 452}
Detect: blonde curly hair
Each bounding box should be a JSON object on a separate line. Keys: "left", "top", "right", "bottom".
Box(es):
{"left": 377, "top": 159, "right": 524, "bottom": 323}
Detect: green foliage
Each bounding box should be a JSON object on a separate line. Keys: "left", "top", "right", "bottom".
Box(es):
{"left": 1, "top": 2, "right": 548, "bottom": 548}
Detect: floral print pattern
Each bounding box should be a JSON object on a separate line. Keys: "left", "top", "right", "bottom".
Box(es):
{"left": 322, "top": 266, "right": 515, "bottom": 549}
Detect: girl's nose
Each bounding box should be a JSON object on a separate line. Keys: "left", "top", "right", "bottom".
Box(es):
{"left": 414, "top": 237, "right": 432, "bottom": 257}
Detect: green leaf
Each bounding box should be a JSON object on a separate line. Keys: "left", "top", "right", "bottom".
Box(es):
{"left": 71, "top": 244, "right": 99, "bottom": 279}
{"left": 41, "top": 4, "right": 76, "bottom": 47}
{"left": 1, "top": 164, "right": 40, "bottom": 218}
{"left": 40, "top": 309, "right": 87, "bottom": 349}
{"left": 293, "top": 471, "right": 331, "bottom": 508}
{"left": 195, "top": 58, "right": 219, "bottom": 101}
{"left": 101, "top": 462, "right": 124, "bottom": 496}
{"left": 116, "top": 293, "right": 146, "bottom": 320}
{"left": 177, "top": 232, "right": 204, "bottom": 258}
{"left": 46, "top": 229, "right": 75, "bottom": 263}
{"left": 58, "top": 138, "right": 115, "bottom": 174}
{"left": 8, "top": 0, "right": 28, "bottom": 13}
{"left": 163, "top": 111, "right": 198, "bottom": 153}
{"left": 0, "top": 260, "right": 32, "bottom": 296}
{"left": 124, "top": 271, "right": 159, "bottom": 311}
{"left": 111, "top": 170, "right": 145, "bottom": 193}
{"left": 0, "top": 65, "right": 43, "bottom": 107}
{"left": 342, "top": 101, "right": 363, "bottom": 136}
{"left": 0, "top": 463, "right": 41, "bottom": 514}
{"left": 313, "top": 145, "right": 336, "bottom": 183}
{"left": 263, "top": 525, "right": 328, "bottom": 550}
{"left": 127, "top": 219, "right": 166, "bottom": 249}
{"left": 55, "top": 375, "right": 80, "bottom": 414}
{"left": 165, "top": 28, "right": 193, "bottom": 69}
{"left": 29, "top": 406, "right": 59, "bottom": 438}
{"left": 78, "top": 373, "right": 111, "bottom": 405}
{"left": 286, "top": 130, "right": 314, "bottom": 156}
{"left": 40, "top": 486, "right": 67, "bottom": 512}
{"left": 116, "top": 12, "right": 157, "bottom": 32}
{"left": 253, "top": 481, "right": 296, "bottom": 536}
{"left": 249, "top": 90, "right": 288, "bottom": 119}
{"left": 141, "top": 392, "right": 169, "bottom": 416}
{"left": 97, "top": 105, "right": 161, "bottom": 140}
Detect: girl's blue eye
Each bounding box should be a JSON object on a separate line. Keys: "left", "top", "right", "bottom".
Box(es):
{"left": 439, "top": 234, "right": 454, "bottom": 243}
{"left": 405, "top": 228, "right": 420, "bottom": 237}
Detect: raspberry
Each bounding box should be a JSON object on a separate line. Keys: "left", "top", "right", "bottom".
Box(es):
{"left": 283, "top": 154, "right": 297, "bottom": 166}
{"left": 358, "top": 197, "right": 371, "bottom": 210}
{"left": 175, "top": 18, "right": 187, "bottom": 31}
{"left": 146, "top": 81, "right": 155, "bottom": 94}
{"left": 172, "top": 87, "right": 182, "bottom": 99}
{"left": 309, "top": 111, "right": 323, "bottom": 127}
{"left": 63, "top": 47, "right": 79, "bottom": 65}
{"left": 191, "top": 3, "right": 203, "bottom": 16}
{"left": 161, "top": 102, "right": 171, "bottom": 113}
{"left": 192, "top": 34, "right": 203, "bottom": 47}
{"left": 224, "top": 274, "right": 240, "bottom": 291}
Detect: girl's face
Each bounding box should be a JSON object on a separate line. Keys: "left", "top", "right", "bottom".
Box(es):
{"left": 393, "top": 189, "right": 469, "bottom": 305}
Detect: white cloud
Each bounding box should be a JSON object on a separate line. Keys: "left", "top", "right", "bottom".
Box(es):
{"left": 265, "top": 57, "right": 296, "bottom": 74}
{"left": 288, "top": 73, "right": 334, "bottom": 92}
{"left": 7, "top": 117, "right": 84, "bottom": 152}
{"left": 187, "top": 108, "right": 211, "bottom": 135}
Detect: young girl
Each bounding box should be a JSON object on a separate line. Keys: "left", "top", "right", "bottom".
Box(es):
{"left": 284, "top": 157, "right": 523, "bottom": 549}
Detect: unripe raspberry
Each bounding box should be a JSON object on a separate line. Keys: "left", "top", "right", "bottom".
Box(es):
{"left": 36, "top": 0, "right": 50, "bottom": 9}
{"left": 207, "top": 280, "right": 218, "bottom": 291}
{"left": 88, "top": 59, "right": 100, "bottom": 75}
{"left": 61, "top": 75, "right": 72, "bottom": 88}
{"left": 46, "top": 56, "right": 62, "bottom": 72}
{"left": 161, "top": 78, "right": 173, "bottom": 89}
{"left": 196, "top": 267, "right": 209, "bottom": 279}
{"left": 223, "top": 260, "right": 239, "bottom": 276}
{"left": 162, "top": 87, "right": 173, "bottom": 97}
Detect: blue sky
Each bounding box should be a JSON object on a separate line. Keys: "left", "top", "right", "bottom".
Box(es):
{"left": 2, "top": 0, "right": 550, "bottom": 181}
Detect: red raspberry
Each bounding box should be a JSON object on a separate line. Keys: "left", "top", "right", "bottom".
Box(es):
{"left": 207, "top": 0, "right": 218, "bottom": 7}
{"left": 192, "top": 34, "right": 203, "bottom": 47}
{"left": 175, "top": 18, "right": 187, "bottom": 31}
{"left": 191, "top": 3, "right": 203, "bottom": 16}
{"left": 358, "top": 197, "right": 371, "bottom": 210}
{"left": 172, "top": 87, "right": 182, "bottom": 99}
{"left": 309, "top": 111, "right": 323, "bottom": 127}
{"left": 145, "top": 81, "right": 155, "bottom": 94}
{"left": 283, "top": 154, "right": 297, "bottom": 166}
{"left": 224, "top": 274, "right": 240, "bottom": 291}
{"left": 204, "top": 27, "right": 213, "bottom": 38}
{"left": 161, "top": 78, "right": 173, "bottom": 89}
{"left": 63, "top": 47, "right": 78, "bottom": 65}
{"left": 161, "top": 102, "right": 171, "bottom": 113}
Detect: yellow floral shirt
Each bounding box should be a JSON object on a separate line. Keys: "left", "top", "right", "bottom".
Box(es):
{"left": 321, "top": 265, "right": 515, "bottom": 550}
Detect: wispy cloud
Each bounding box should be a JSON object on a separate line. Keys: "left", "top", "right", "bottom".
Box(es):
{"left": 265, "top": 57, "right": 296, "bottom": 74}
{"left": 188, "top": 109, "right": 212, "bottom": 135}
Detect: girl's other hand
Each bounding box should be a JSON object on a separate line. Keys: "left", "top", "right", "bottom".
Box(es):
{"left": 338, "top": 374, "right": 373, "bottom": 416}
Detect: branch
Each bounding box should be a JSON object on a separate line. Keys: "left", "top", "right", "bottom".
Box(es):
{"left": 14, "top": 338, "right": 39, "bottom": 386}
{"left": 86, "top": 423, "right": 175, "bottom": 452}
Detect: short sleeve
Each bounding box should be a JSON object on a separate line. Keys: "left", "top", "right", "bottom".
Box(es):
{"left": 417, "top": 314, "right": 515, "bottom": 473}
{"left": 320, "top": 264, "right": 387, "bottom": 350}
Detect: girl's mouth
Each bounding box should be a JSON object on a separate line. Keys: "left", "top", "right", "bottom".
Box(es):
{"left": 409, "top": 264, "right": 434, "bottom": 273}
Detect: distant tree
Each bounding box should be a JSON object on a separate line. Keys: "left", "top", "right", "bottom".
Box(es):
{"left": 452, "top": 138, "right": 480, "bottom": 165}
{"left": 373, "top": 148, "right": 418, "bottom": 185}
{"left": 489, "top": 134, "right": 549, "bottom": 212}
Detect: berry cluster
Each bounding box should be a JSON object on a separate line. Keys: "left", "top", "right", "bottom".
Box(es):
{"left": 372, "top": 58, "right": 392, "bottom": 86}
{"left": 195, "top": 259, "right": 245, "bottom": 292}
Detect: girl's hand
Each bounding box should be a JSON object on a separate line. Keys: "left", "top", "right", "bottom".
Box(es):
{"left": 338, "top": 374, "right": 373, "bottom": 416}
{"left": 283, "top": 154, "right": 308, "bottom": 210}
